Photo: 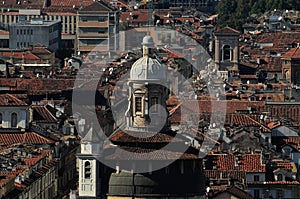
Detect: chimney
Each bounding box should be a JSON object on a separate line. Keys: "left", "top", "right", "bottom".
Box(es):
{"left": 5, "top": 62, "right": 10, "bottom": 78}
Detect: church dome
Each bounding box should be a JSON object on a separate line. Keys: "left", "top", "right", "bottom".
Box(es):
{"left": 108, "top": 170, "right": 205, "bottom": 197}
{"left": 142, "top": 35, "right": 154, "bottom": 46}
{"left": 130, "top": 35, "right": 166, "bottom": 81}
{"left": 130, "top": 57, "right": 166, "bottom": 81}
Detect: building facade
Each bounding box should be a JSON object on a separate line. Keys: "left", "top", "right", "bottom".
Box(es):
{"left": 77, "top": 1, "right": 119, "bottom": 54}
{"left": 9, "top": 18, "right": 61, "bottom": 51}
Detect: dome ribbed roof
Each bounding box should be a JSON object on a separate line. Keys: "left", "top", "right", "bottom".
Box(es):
{"left": 130, "top": 56, "right": 166, "bottom": 81}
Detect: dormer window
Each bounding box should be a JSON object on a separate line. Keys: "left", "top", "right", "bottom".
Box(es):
{"left": 11, "top": 112, "right": 18, "bottom": 128}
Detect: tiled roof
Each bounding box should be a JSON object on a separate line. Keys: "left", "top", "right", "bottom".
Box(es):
{"left": 4, "top": 78, "right": 77, "bottom": 95}
{"left": 120, "top": 10, "right": 149, "bottom": 23}
{"left": 104, "top": 146, "right": 199, "bottom": 160}
{"left": 212, "top": 186, "right": 254, "bottom": 199}
{"left": 79, "top": 1, "right": 115, "bottom": 12}
{"left": 248, "top": 181, "right": 300, "bottom": 185}
{"left": 204, "top": 170, "right": 246, "bottom": 182}
{"left": 49, "top": 0, "right": 93, "bottom": 7}
{"left": 22, "top": 150, "right": 52, "bottom": 166}
{"left": 256, "top": 31, "right": 300, "bottom": 47}
{"left": 215, "top": 27, "right": 240, "bottom": 35}
{"left": 0, "top": 93, "right": 28, "bottom": 106}
{"left": 1, "top": 51, "right": 40, "bottom": 60}
{"left": 0, "top": 131, "right": 55, "bottom": 145}
{"left": 181, "top": 100, "right": 265, "bottom": 114}
{"left": 205, "top": 154, "right": 266, "bottom": 172}
{"left": 109, "top": 130, "right": 184, "bottom": 143}
{"left": 282, "top": 46, "right": 300, "bottom": 59}
{"left": 32, "top": 105, "right": 57, "bottom": 123}
{"left": 225, "top": 114, "right": 271, "bottom": 132}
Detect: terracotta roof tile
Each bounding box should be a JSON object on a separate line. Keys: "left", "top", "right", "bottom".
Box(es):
{"left": 215, "top": 27, "right": 240, "bottom": 34}
{"left": 0, "top": 131, "right": 55, "bottom": 145}
{"left": 32, "top": 105, "right": 57, "bottom": 123}
{"left": 79, "top": 1, "right": 115, "bottom": 12}
{"left": 282, "top": 46, "right": 300, "bottom": 59}
{"left": 105, "top": 146, "right": 199, "bottom": 160}
{"left": 0, "top": 93, "right": 28, "bottom": 106}
{"left": 206, "top": 154, "right": 266, "bottom": 172}
{"left": 204, "top": 170, "right": 246, "bottom": 182}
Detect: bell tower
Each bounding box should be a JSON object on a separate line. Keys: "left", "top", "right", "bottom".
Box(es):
{"left": 78, "top": 126, "right": 103, "bottom": 198}
{"left": 214, "top": 27, "right": 240, "bottom": 74}
{"left": 126, "top": 35, "right": 168, "bottom": 130}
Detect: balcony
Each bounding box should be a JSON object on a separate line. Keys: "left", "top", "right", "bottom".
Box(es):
{"left": 77, "top": 33, "right": 109, "bottom": 39}
{"left": 78, "top": 45, "right": 108, "bottom": 52}
{"left": 77, "top": 21, "right": 108, "bottom": 27}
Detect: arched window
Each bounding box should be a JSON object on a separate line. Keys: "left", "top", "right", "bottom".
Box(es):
{"left": 84, "top": 161, "right": 91, "bottom": 179}
{"left": 11, "top": 112, "right": 18, "bottom": 128}
{"left": 285, "top": 70, "right": 290, "bottom": 80}
{"left": 223, "top": 45, "right": 231, "bottom": 61}
{"left": 135, "top": 97, "right": 142, "bottom": 112}
{"left": 277, "top": 173, "right": 283, "bottom": 181}
{"left": 150, "top": 97, "right": 158, "bottom": 113}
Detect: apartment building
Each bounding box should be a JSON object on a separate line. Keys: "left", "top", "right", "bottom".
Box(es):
{"left": 77, "top": 1, "right": 119, "bottom": 54}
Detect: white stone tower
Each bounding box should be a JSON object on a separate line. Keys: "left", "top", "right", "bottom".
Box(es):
{"left": 125, "top": 35, "right": 168, "bottom": 130}
{"left": 78, "top": 126, "right": 103, "bottom": 198}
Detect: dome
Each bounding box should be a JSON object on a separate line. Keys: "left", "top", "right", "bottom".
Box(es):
{"left": 130, "top": 56, "right": 166, "bottom": 81}
{"left": 108, "top": 170, "right": 205, "bottom": 197}
{"left": 142, "top": 35, "right": 154, "bottom": 46}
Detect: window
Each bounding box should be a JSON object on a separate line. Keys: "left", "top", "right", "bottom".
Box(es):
{"left": 277, "top": 173, "right": 283, "bottom": 181}
{"left": 254, "top": 190, "right": 260, "bottom": 198}
{"left": 17, "top": 29, "right": 19, "bottom": 35}
{"left": 11, "top": 112, "right": 18, "bottom": 128}
{"left": 84, "top": 161, "right": 91, "bottom": 179}
{"left": 135, "top": 97, "right": 142, "bottom": 112}
{"left": 0, "top": 113, "right": 2, "bottom": 125}
{"left": 223, "top": 45, "right": 231, "bottom": 61}
{"left": 30, "top": 29, "right": 33, "bottom": 35}
{"left": 254, "top": 175, "right": 260, "bottom": 182}
{"left": 265, "top": 137, "right": 269, "bottom": 143}
{"left": 151, "top": 97, "right": 158, "bottom": 113}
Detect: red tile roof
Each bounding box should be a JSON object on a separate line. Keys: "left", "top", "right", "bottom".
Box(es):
{"left": 49, "top": 0, "right": 93, "bottom": 7}
{"left": 212, "top": 186, "right": 254, "bottom": 199}
{"left": 215, "top": 27, "right": 240, "bottom": 35}
{"left": 0, "top": 131, "right": 55, "bottom": 145}
{"left": 22, "top": 149, "right": 52, "bottom": 166}
{"left": 105, "top": 146, "right": 199, "bottom": 160}
{"left": 204, "top": 170, "right": 246, "bottom": 182}
{"left": 225, "top": 114, "right": 270, "bottom": 132}
{"left": 0, "top": 94, "right": 28, "bottom": 106}
{"left": 32, "top": 105, "right": 57, "bottom": 123}
{"left": 282, "top": 46, "right": 300, "bottom": 59}
{"left": 206, "top": 154, "right": 266, "bottom": 172}
{"left": 109, "top": 130, "right": 184, "bottom": 143}
{"left": 79, "top": 1, "right": 115, "bottom": 12}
